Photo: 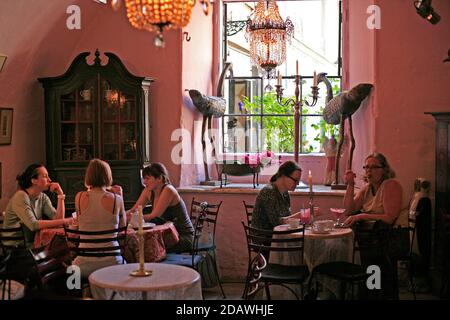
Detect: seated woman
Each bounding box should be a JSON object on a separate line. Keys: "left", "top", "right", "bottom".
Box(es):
{"left": 251, "top": 161, "right": 303, "bottom": 231}
{"left": 342, "top": 152, "right": 407, "bottom": 227}
{"left": 73, "top": 159, "right": 126, "bottom": 278}
{"left": 3, "top": 164, "right": 73, "bottom": 248}
{"left": 342, "top": 152, "right": 407, "bottom": 299}
{"left": 128, "top": 162, "right": 194, "bottom": 253}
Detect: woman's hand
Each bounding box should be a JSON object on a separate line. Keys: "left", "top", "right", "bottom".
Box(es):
{"left": 343, "top": 214, "right": 364, "bottom": 227}
{"left": 109, "top": 185, "right": 123, "bottom": 196}
{"left": 63, "top": 217, "right": 74, "bottom": 226}
{"left": 49, "top": 182, "right": 64, "bottom": 195}
{"left": 344, "top": 170, "right": 356, "bottom": 186}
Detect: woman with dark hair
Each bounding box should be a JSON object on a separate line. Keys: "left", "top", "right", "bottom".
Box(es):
{"left": 251, "top": 161, "right": 303, "bottom": 230}
{"left": 73, "top": 158, "right": 126, "bottom": 277}
{"left": 129, "top": 162, "right": 194, "bottom": 253}
{"left": 3, "top": 164, "right": 73, "bottom": 247}
{"left": 343, "top": 152, "right": 406, "bottom": 227}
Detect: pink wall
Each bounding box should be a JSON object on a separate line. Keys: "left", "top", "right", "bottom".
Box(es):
{"left": 181, "top": 5, "right": 214, "bottom": 186}
{"left": 0, "top": 0, "right": 183, "bottom": 209}
{"left": 347, "top": 0, "right": 450, "bottom": 203}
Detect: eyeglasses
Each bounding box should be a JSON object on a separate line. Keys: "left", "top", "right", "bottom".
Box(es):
{"left": 286, "top": 175, "right": 300, "bottom": 184}
{"left": 363, "top": 165, "right": 383, "bottom": 170}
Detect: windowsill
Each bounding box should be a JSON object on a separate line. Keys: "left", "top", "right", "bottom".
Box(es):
{"left": 177, "top": 183, "right": 345, "bottom": 196}
{"left": 218, "top": 152, "right": 326, "bottom": 158}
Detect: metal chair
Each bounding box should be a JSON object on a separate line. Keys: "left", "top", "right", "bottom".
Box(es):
{"left": 188, "top": 198, "right": 226, "bottom": 298}
{"left": 243, "top": 201, "right": 254, "bottom": 226}
{"left": 308, "top": 222, "right": 390, "bottom": 300}
{"left": 163, "top": 204, "right": 209, "bottom": 298}
{"left": 242, "top": 222, "right": 309, "bottom": 300}
{"left": 0, "top": 225, "right": 27, "bottom": 254}
{"left": 243, "top": 251, "right": 267, "bottom": 300}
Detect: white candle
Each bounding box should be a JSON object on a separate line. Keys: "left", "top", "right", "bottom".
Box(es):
{"left": 138, "top": 205, "right": 145, "bottom": 269}
{"left": 313, "top": 71, "right": 317, "bottom": 86}
{"left": 308, "top": 170, "right": 313, "bottom": 193}
{"left": 296, "top": 60, "right": 299, "bottom": 75}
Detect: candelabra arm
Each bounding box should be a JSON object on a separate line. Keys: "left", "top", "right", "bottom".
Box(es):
{"left": 304, "top": 86, "right": 320, "bottom": 107}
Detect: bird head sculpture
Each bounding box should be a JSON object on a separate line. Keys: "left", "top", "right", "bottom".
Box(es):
{"left": 187, "top": 89, "right": 226, "bottom": 118}
{"left": 323, "top": 83, "right": 373, "bottom": 125}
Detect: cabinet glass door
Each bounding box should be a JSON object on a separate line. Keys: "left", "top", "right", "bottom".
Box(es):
{"left": 101, "top": 79, "right": 137, "bottom": 161}
{"left": 60, "top": 78, "right": 95, "bottom": 162}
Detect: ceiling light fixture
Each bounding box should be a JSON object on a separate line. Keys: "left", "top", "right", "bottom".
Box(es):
{"left": 414, "top": 0, "right": 440, "bottom": 25}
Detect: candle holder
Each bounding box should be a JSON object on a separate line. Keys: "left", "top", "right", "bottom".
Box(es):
{"left": 130, "top": 229, "right": 152, "bottom": 277}
{"left": 308, "top": 190, "right": 315, "bottom": 226}
{"left": 275, "top": 74, "right": 320, "bottom": 163}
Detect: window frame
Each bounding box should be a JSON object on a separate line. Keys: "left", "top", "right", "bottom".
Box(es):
{"left": 220, "top": 0, "right": 343, "bottom": 156}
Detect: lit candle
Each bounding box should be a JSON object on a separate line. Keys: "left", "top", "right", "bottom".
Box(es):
{"left": 308, "top": 170, "right": 313, "bottom": 193}
{"left": 277, "top": 71, "right": 282, "bottom": 86}
{"left": 296, "top": 60, "right": 299, "bottom": 75}
{"left": 138, "top": 205, "right": 145, "bottom": 269}
{"left": 313, "top": 70, "right": 317, "bottom": 86}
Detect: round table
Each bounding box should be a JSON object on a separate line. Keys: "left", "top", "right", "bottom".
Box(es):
{"left": 270, "top": 224, "right": 354, "bottom": 299}
{"left": 34, "top": 223, "right": 180, "bottom": 263}
{"left": 88, "top": 263, "right": 202, "bottom": 300}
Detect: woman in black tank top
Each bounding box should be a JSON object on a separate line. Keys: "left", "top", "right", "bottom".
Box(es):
{"left": 128, "top": 163, "right": 194, "bottom": 253}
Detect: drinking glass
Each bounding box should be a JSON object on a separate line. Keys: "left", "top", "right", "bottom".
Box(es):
{"left": 330, "top": 208, "right": 346, "bottom": 226}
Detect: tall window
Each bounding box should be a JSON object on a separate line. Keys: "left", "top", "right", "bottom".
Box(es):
{"left": 221, "top": 0, "right": 342, "bottom": 154}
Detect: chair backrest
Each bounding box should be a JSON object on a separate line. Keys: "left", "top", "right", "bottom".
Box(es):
{"left": 190, "top": 197, "right": 223, "bottom": 243}
{"left": 0, "top": 225, "right": 27, "bottom": 252}
{"left": 244, "top": 251, "right": 267, "bottom": 300}
{"left": 241, "top": 222, "right": 306, "bottom": 264}
{"left": 63, "top": 225, "right": 128, "bottom": 259}
{"left": 189, "top": 206, "right": 209, "bottom": 265}
{"left": 243, "top": 201, "right": 254, "bottom": 226}
{"left": 352, "top": 221, "right": 391, "bottom": 263}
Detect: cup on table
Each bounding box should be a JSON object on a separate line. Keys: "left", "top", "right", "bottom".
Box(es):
{"left": 288, "top": 218, "right": 300, "bottom": 229}
{"left": 130, "top": 210, "right": 145, "bottom": 228}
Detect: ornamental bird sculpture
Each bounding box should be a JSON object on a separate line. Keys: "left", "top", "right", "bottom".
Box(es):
{"left": 317, "top": 73, "right": 373, "bottom": 187}
{"left": 186, "top": 62, "right": 233, "bottom": 182}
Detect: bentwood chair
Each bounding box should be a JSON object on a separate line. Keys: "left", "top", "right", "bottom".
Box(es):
{"left": 163, "top": 204, "right": 208, "bottom": 298}
{"left": 188, "top": 198, "right": 226, "bottom": 298}
{"left": 0, "top": 225, "right": 27, "bottom": 254}
{"left": 244, "top": 251, "right": 267, "bottom": 300}
{"left": 243, "top": 201, "right": 254, "bottom": 226}
{"left": 242, "top": 222, "right": 309, "bottom": 300}
{"left": 63, "top": 225, "right": 128, "bottom": 296}
{"left": 307, "top": 222, "right": 389, "bottom": 300}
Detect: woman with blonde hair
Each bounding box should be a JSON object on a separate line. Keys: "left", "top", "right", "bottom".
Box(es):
{"left": 343, "top": 152, "right": 406, "bottom": 226}
{"left": 73, "top": 159, "right": 126, "bottom": 278}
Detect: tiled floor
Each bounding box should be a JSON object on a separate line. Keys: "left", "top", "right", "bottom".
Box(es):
{"left": 203, "top": 277, "right": 441, "bottom": 300}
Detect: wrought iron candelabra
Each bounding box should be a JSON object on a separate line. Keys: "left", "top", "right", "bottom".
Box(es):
{"left": 275, "top": 74, "right": 319, "bottom": 163}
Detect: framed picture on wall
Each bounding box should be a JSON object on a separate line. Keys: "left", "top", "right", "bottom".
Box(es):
{"left": 0, "top": 108, "right": 13, "bottom": 145}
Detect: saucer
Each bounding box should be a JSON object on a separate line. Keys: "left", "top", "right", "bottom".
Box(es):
{"left": 131, "top": 222, "right": 156, "bottom": 230}
{"left": 311, "top": 229, "right": 331, "bottom": 234}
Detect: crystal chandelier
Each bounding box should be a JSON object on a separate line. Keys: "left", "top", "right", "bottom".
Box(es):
{"left": 109, "top": 0, "right": 210, "bottom": 47}
{"left": 245, "top": 0, "right": 294, "bottom": 77}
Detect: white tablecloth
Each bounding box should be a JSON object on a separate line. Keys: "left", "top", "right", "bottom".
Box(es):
{"left": 268, "top": 225, "right": 354, "bottom": 299}
{"left": 89, "top": 263, "right": 202, "bottom": 300}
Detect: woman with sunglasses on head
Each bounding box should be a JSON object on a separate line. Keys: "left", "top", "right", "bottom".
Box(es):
{"left": 251, "top": 161, "right": 303, "bottom": 231}
{"left": 342, "top": 152, "right": 407, "bottom": 227}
